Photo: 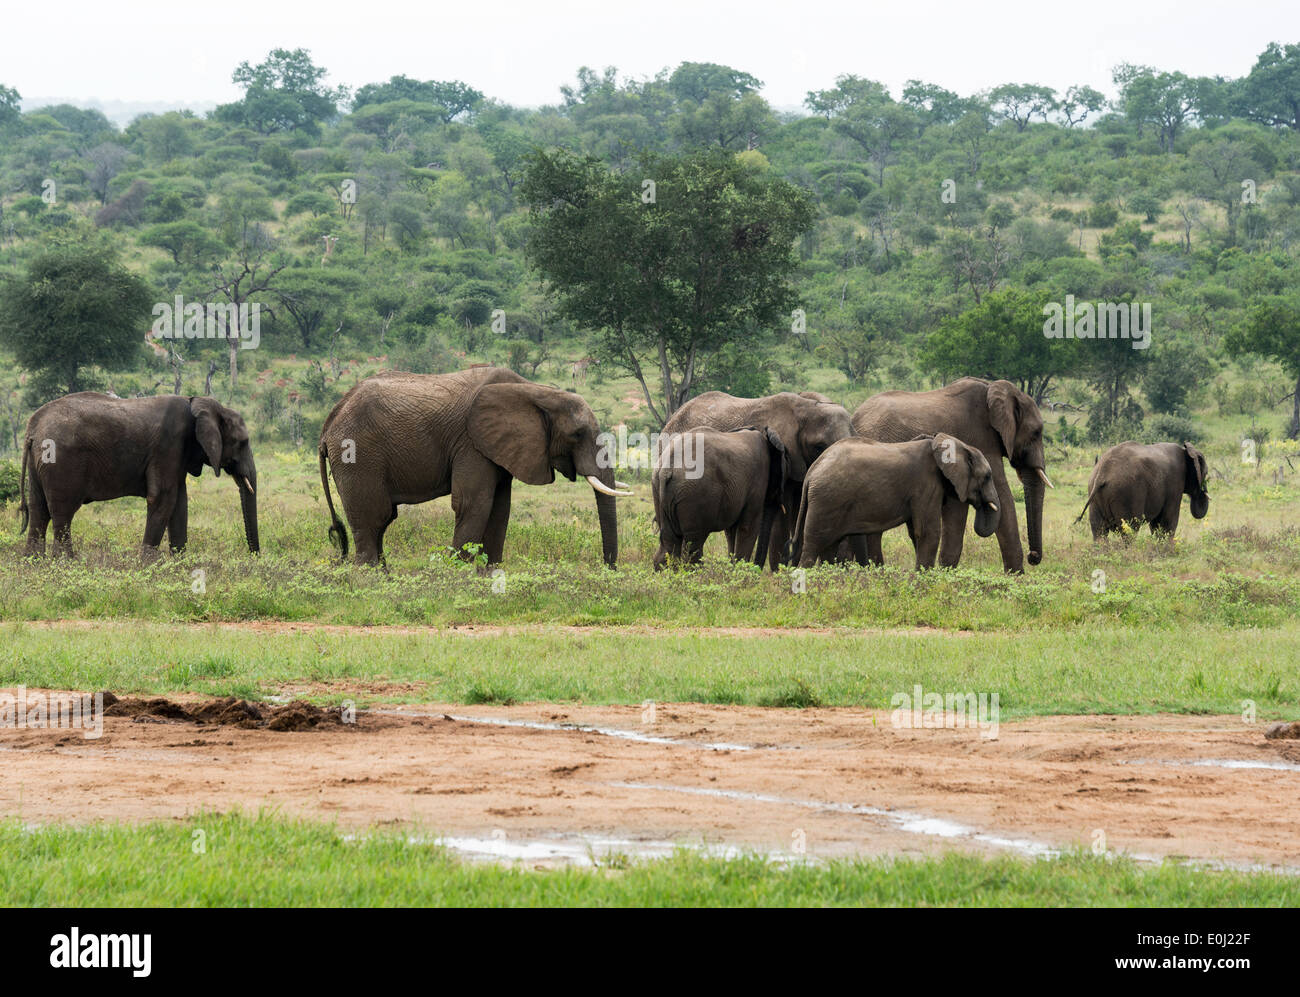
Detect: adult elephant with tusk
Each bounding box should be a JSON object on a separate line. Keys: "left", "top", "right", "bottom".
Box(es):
{"left": 852, "top": 378, "right": 1052, "bottom": 572}
{"left": 319, "top": 368, "right": 630, "bottom": 567}
{"left": 661, "top": 390, "right": 853, "bottom": 569}
{"left": 19, "top": 393, "right": 259, "bottom": 562}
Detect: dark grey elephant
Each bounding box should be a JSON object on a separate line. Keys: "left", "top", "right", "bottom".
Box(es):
{"left": 651, "top": 427, "right": 788, "bottom": 569}
{"left": 319, "top": 367, "right": 630, "bottom": 566}
{"left": 19, "top": 393, "right": 259, "bottom": 562}
{"left": 852, "top": 378, "right": 1052, "bottom": 572}
{"left": 661, "top": 391, "right": 853, "bottom": 568}
{"left": 1078, "top": 441, "right": 1208, "bottom": 539}
{"left": 793, "top": 434, "right": 1000, "bottom": 568}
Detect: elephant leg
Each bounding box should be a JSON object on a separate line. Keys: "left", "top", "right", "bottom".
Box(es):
{"left": 724, "top": 526, "right": 737, "bottom": 558}
{"left": 865, "top": 532, "right": 884, "bottom": 566}
{"left": 50, "top": 503, "right": 77, "bottom": 558}
{"left": 681, "top": 532, "right": 708, "bottom": 565}
{"left": 482, "top": 479, "right": 512, "bottom": 566}
{"left": 142, "top": 490, "right": 175, "bottom": 564}
{"left": 733, "top": 511, "right": 761, "bottom": 563}
{"left": 1154, "top": 503, "right": 1180, "bottom": 538}
{"left": 375, "top": 504, "right": 398, "bottom": 568}
{"left": 450, "top": 480, "right": 497, "bottom": 563}
{"left": 938, "top": 497, "right": 969, "bottom": 568}
{"left": 849, "top": 534, "right": 870, "bottom": 567}
{"left": 1089, "top": 505, "right": 1105, "bottom": 541}
{"left": 910, "top": 518, "right": 940, "bottom": 569}
{"left": 988, "top": 470, "right": 1024, "bottom": 573}
{"left": 167, "top": 485, "right": 188, "bottom": 554}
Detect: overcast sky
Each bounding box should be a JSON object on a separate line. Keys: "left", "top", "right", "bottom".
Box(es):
{"left": 4, "top": 0, "right": 1298, "bottom": 114}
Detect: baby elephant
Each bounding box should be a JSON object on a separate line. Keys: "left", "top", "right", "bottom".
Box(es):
{"left": 652, "top": 427, "right": 788, "bottom": 569}
{"left": 1079, "top": 441, "right": 1208, "bottom": 539}
{"left": 794, "top": 434, "right": 1000, "bottom": 569}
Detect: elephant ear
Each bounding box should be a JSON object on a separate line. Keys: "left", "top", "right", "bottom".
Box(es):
{"left": 190, "top": 398, "right": 224, "bottom": 477}
{"left": 1184, "top": 442, "right": 1207, "bottom": 493}
{"left": 468, "top": 382, "right": 554, "bottom": 485}
{"left": 764, "top": 427, "right": 790, "bottom": 501}
{"left": 932, "top": 434, "right": 974, "bottom": 502}
{"left": 986, "top": 380, "right": 1019, "bottom": 459}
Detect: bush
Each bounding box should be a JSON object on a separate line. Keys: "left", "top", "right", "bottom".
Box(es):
{"left": 0, "top": 459, "right": 21, "bottom": 504}
{"left": 1142, "top": 413, "right": 1199, "bottom": 444}
{"left": 1087, "top": 201, "right": 1119, "bottom": 228}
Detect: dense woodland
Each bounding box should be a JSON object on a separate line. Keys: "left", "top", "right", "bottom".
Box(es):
{"left": 2, "top": 44, "right": 1300, "bottom": 480}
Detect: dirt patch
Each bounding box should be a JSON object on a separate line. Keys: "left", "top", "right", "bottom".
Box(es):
{"left": 1265, "top": 721, "right": 1300, "bottom": 740}
{"left": 104, "top": 694, "right": 351, "bottom": 732}
{"left": 2, "top": 696, "right": 1298, "bottom": 869}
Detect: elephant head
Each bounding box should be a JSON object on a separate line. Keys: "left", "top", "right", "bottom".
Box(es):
{"left": 987, "top": 380, "right": 1052, "bottom": 564}
{"left": 932, "top": 434, "right": 1001, "bottom": 537}
{"left": 190, "top": 397, "right": 259, "bottom": 553}
{"left": 1183, "top": 442, "right": 1209, "bottom": 519}
{"left": 468, "top": 381, "right": 627, "bottom": 566}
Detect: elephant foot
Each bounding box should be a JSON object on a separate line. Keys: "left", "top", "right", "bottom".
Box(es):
{"left": 140, "top": 545, "right": 162, "bottom": 567}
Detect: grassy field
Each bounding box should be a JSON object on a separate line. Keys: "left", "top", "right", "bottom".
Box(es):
{"left": 3, "top": 812, "right": 1295, "bottom": 907}
{"left": 0, "top": 404, "right": 1296, "bottom": 907}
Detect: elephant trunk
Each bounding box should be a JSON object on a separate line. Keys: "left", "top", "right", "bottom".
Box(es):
{"left": 593, "top": 466, "right": 618, "bottom": 568}
{"left": 237, "top": 468, "right": 259, "bottom": 554}
{"left": 1021, "top": 472, "right": 1044, "bottom": 566}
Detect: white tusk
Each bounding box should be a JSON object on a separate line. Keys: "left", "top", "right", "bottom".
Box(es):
{"left": 1036, "top": 468, "right": 1055, "bottom": 490}
{"left": 615, "top": 480, "right": 631, "bottom": 490}
{"left": 587, "top": 475, "right": 632, "bottom": 497}
{"left": 242, "top": 478, "right": 255, "bottom": 495}
{"left": 988, "top": 503, "right": 998, "bottom": 512}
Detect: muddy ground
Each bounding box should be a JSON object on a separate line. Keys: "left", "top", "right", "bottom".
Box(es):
{"left": 1, "top": 691, "right": 1297, "bottom": 869}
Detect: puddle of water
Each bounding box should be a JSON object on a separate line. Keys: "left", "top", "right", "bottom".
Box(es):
{"left": 1123, "top": 757, "right": 1300, "bottom": 773}
{"left": 609, "top": 781, "right": 1057, "bottom": 858}
{"left": 372, "top": 709, "right": 752, "bottom": 752}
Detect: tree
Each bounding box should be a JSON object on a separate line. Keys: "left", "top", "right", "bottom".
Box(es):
{"left": 1225, "top": 294, "right": 1300, "bottom": 437}
{"left": 1237, "top": 42, "right": 1300, "bottom": 131}
{"left": 988, "top": 84, "right": 1057, "bottom": 131}
{"left": 0, "top": 246, "right": 153, "bottom": 399}
{"left": 1058, "top": 85, "right": 1106, "bottom": 127}
{"left": 520, "top": 147, "right": 816, "bottom": 423}
{"left": 920, "top": 289, "right": 1077, "bottom": 402}
{"left": 0, "top": 84, "right": 20, "bottom": 130}
{"left": 352, "top": 75, "right": 483, "bottom": 122}
{"left": 140, "top": 220, "right": 223, "bottom": 266}
{"left": 214, "top": 48, "right": 348, "bottom": 135}
{"left": 86, "top": 142, "right": 129, "bottom": 203}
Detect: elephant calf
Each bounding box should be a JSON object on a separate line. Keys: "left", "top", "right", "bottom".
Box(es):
{"left": 652, "top": 427, "right": 787, "bottom": 569}
{"left": 20, "top": 393, "right": 259, "bottom": 562}
{"left": 793, "top": 434, "right": 1000, "bottom": 569}
{"left": 1078, "top": 441, "right": 1209, "bottom": 539}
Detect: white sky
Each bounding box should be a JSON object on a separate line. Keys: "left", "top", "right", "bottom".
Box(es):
{"left": 4, "top": 0, "right": 1298, "bottom": 112}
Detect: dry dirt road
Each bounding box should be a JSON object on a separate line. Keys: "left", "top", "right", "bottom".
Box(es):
{"left": 1, "top": 691, "right": 1297, "bottom": 869}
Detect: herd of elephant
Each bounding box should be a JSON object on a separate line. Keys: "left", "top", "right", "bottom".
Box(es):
{"left": 15, "top": 367, "right": 1211, "bottom": 571}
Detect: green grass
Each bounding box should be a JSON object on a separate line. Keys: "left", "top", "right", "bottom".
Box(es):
{"left": 2, "top": 812, "right": 1293, "bottom": 907}
{"left": 1, "top": 620, "right": 1295, "bottom": 718}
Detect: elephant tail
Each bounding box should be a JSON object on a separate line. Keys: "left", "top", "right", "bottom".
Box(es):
{"left": 790, "top": 475, "right": 812, "bottom": 566}
{"left": 319, "top": 441, "right": 348, "bottom": 559}
{"left": 1074, "top": 482, "right": 1102, "bottom": 524}
{"left": 17, "top": 437, "right": 29, "bottom": 535}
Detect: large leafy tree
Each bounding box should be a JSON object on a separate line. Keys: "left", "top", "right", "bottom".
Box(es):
{"left": 521, "top": 147, "right": 816, "bottom": 423}
{"left": 1236, "top": 42, "right": 1300, "bottom": 131}
{"left": 1226, "top": 294, "right": 1300, "bottom": 438}
{"left": 920, "top": 289, "right": 1078, "bottom": 403}
{"left": 214, "top": 48, "right": 348, "bottom": 135}
{"left": 0, "top": 245, "right": 153, "bottom": 400}
{"left": 352, "top": 75, "right": 483, "bottom": 122}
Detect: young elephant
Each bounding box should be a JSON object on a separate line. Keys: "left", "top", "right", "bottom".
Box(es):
{"left": 19, "top": 393, "right": 259, "bottom": 563}
{"left": 1078, "top": 441, "right": 1209, "bottom": 539}
{"left": 793, "top": 434, "right": 1000, "bottom": 569}
{"left": 652, "top": 427, "right": 788, "bottom": 569}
